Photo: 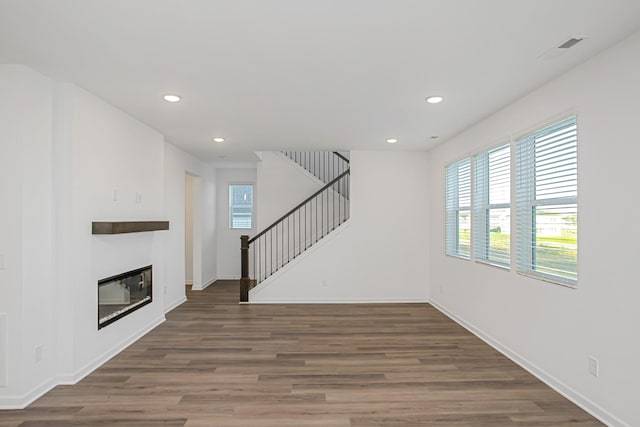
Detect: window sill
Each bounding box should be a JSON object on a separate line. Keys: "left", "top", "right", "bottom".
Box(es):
{"left": 445, "top": 254, "right": 470, "bottom": 261}
{"left": 474, "top": 259, "right": 510, "bottom": 271}
{"left": 517, "top": 271, "right": 577, "bottom": 289}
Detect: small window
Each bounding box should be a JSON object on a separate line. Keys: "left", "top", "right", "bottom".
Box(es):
{"left": 516, "top": 116, "right": 577, "bottom": 285}
{"left": 474, "top": 143, "right": 510, "bottom": 267}
{"left": 229, "top": 184, "right": 253, "bottom": 229}
{"left": 445, "top": 158, "right": 471, "bottom": 259}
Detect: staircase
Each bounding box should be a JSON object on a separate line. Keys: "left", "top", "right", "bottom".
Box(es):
{"left": 240, "top": 151, "right": 350, "bottom": 302}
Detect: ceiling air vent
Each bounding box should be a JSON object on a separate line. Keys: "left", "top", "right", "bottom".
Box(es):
{"left": 538, "top": 35, "right": 589, "bottom": 60}
{"left": 558, "top": 37, "right": 584, "bottom": 49}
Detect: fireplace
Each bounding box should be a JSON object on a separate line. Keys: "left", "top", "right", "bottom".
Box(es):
{"left": 98, "top": 265, "right": 152, "bottom": 329}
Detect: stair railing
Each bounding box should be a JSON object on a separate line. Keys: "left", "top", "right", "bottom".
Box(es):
{"left": 240, "top": 169, "right": 350, "bottom": 302}
{"left": 282, "top": 151, "right": 349, "bottom": 190}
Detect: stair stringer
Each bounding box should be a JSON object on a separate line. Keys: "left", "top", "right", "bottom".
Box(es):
{"left": 276, "top": 151, "right": 331, "bottom": 187}
{"left": 248, "top": 210, "right": 425, "bottom": 304}
{"left": 248, "top": 220, "right": 352, "bottom": 302}
{"left": 256, "top": 151, "right": 333, "bottom": 232}
{"left": 282, "top": 151, "right": 350, "bottom": 191}
{"left": 254, "top": 151, "right": 349, "bottom": 284}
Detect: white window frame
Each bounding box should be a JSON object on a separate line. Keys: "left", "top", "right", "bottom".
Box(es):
{"left": 229, "top": 184, "right": 254, "bottom": 230}
{"left": 515, "top": 116, "right": 578, "bottom": 286}
{"left": 473, "top": 142, "right": 510, "bottom": 268}
{"left": 445, "top": 158, "right": 471, "bottom": 259}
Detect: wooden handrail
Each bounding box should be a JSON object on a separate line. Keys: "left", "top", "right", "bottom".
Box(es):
{"left": 332, "top": 151, "right": 350, "bottom": 163}
{"left": 248, "top": 169, "right": 350, "bottom": 244}
{"left": 240, "top": 153, "right": 351, "bottom": 302}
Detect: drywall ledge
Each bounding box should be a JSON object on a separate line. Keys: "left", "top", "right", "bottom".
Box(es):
{"left": 92, "top": 221, "right": 169, "bottom": 234}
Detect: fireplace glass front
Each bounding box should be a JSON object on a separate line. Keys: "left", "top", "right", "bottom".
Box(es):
{"left": 98, "top": 265, "right": 152, "bottom": 329}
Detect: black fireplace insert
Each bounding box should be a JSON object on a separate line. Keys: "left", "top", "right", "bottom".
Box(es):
{"left": 98, "top": 265, "right": 152, "bottom": 329}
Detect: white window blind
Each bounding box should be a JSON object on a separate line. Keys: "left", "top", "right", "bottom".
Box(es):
{"left": 474, "top": 143, "right": 510, "bottom": 266}
{"left": 229, "top": 184, "right": 253, "bottom": 229}
{"left": 516, "top": 116, "right": 577, "bottom": 285}
{"left": 445, "top": 158, "right": 471, "bottom": 259}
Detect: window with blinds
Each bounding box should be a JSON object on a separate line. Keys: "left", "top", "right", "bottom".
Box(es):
{"left": 229, "top": 184, "right": 253, "bottom": 229}
{"left": 474, "top": 143, "right": 510, "bottom": 266}
{"left": 445, "top": 158, "right": 471, "bottom": 259}
{"left": 516, "top": 116, "right": 577, "bottom": 285}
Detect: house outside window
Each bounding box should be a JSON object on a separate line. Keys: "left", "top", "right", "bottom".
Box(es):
{"left": 473, "top": 143, "right": 511, "bottom": 267}
{"left": 515, "top": 116, "right": 578, "bottom": 285}
{"left": 229, "top": 184, "right": 253, "bottom": 229}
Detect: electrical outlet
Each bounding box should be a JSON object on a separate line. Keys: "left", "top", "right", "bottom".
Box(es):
{"left": 321, "top": 280, "right": 328, "bottom": 288}
{"left": 135, "top": 192, "right": 143, "bottom": 204}
{"left": 112, "top": 189, "right": 118, "bottom": 202}
{"left": 35, "top": 345, "right": 43, "bottom": 363}
{"left": 164, "top": 287, "right": 167, "bottom": 296}
{"left": 588, "top": 356, "right": 598, "bottom": 377}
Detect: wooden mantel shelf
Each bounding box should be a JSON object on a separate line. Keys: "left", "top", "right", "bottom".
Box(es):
{"left": 92, "top": 221, "right": 170, "bottom": 235}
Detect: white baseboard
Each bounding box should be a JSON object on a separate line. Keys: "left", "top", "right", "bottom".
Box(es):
{"left": 164, "top": 296, "right": 187, "bottom": 313}
{"left": 191, "top": 276, "right": 217, "bottom": 291}
{"left": 250, "top": 298, "right": 428, "bottom": 304}
{"left": 201, "top": 276, "right": 217, "bottom": 290}
{"left": 185, "top": 280, "right": 193, "bottom": 285}
{"left": 0, "top": 376, "right": 57, "bottom": 410}
{"left": 66, "top": 315, "right": 165, "bottom": 385}
{"left": 0, "top": 315, "right": 165, "bottom": 410}
{"left": 429, "top": 299, "right": 628, "bottom": 427}
{"left": 0, "top": 397, "right": 24, "bottom": 409}
{"left": 64, "top": 316, "right": 165, "bottom": 385}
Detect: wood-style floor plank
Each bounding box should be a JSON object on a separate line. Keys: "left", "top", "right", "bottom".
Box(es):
{"left": 0, "top": 281, "right": 603, "bottom": 426}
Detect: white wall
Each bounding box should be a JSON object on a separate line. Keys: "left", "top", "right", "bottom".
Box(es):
{"left": 254, "top": 152, "right": 348, "bottom": 280}
{"left": 0, "top": 65, "right": 56, "bottom": 405}
{"left": 256, "top": 152, "right": 324, "bottom": 230}
{"left": 55, "top": 83, "right": 167, "bottom": 385}
{"left": 185, "top": 174, "right": 194, "bottom": 285}
{"left": 427, "top": 31, "right": 640, "bottom": 427}
{"left": 279, "top": 151, "right": 350, "bottom": 196}
{"left": 216, "top": 168, "right": 257, "bottom": 279}
{"left": 250, "top": 151, "right": 429, "bottom": 303}
{"left": 0, "top": 65, "right": 219, "bottom": 409}
{"left": 163, "top": 142, "right": 217, "bottom": 295}
{"left": 0, "top": 68, "right": 169, "bottom": 407}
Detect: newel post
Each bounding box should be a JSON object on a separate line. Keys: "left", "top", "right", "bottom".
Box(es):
{"left": 240, "top": 235, "right": 250, "bottom": 303}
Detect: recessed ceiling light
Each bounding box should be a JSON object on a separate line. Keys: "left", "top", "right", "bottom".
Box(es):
{"left": 426, "top": 96, "right": 444, "bottom": 104}
{"left": 386, "top": 138, "right": 398, "bottom": 144}
{"left": 212, "top": 137, "right": 225, "bottom": 143}
{"left": 163, "top": 94, "right": 181, "bottom": 103}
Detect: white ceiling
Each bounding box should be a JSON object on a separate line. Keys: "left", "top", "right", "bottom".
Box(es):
{"left": 2, "top": 0, "right": 640, "bottom": 162}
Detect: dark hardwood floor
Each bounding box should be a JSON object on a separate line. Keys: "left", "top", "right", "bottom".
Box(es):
{"left": 0, "top": 281, "right": 602, "bottom": 426}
